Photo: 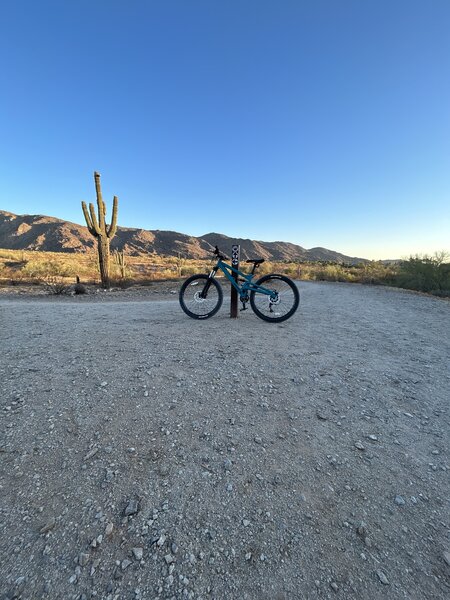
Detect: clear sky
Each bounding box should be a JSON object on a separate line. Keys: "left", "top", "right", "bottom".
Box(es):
{"left": 1, "top": 0, "right": 449, "bottom": 260}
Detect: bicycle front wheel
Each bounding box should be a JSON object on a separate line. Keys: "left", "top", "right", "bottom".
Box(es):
{"left": 179, "top": 274, "right": 223, "bottom": 320}
{"left": 250, "top": 274, "right": 299, "bottom": 323}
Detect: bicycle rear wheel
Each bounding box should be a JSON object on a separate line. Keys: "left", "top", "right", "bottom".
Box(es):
{"left": 250, "top": 274, "right": 299, "bottom": 323}
{"left": 179, "top": 274, "right": 223, "bottom": 320}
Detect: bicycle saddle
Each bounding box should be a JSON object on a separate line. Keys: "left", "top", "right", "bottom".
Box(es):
{"left": 245, "top": 258, "right": 265, "bottom": 264}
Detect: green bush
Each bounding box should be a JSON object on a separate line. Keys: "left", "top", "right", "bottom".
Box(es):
{"left": 395, "top": 253, "right": 450, "bottom": 296}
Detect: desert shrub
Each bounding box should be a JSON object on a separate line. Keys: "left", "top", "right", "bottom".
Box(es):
{"left": 74, "top": 276, "right": 87, "bottom": 294}
{"left": 110, "top": 277, "right": 134, "bottom": 289}
{"left": 42, "top": 275, "right": 70, "bottom": 295}
{"left": 395, "top": 253, "right": 450, "bottom": 296}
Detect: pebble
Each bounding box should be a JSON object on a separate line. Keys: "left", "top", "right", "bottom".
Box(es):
{"left": 394, "top": 495, "right": 406, "bottom": 506}
{"left": 84, "top": 447, "right": 99, "bottom": 461}
{"left": 245, "top": 552, "right": 252, "bottom": 561}
{"left": 121, "top": 559, "right": 132, "bottom": 570}
{"left": 330, "top": 581, "right": 339, "bottom": 592}
{"left": 105, "top": 522, "right": 114, "bottom": 536}
{"left": 242, "top": 519, "right": 250, "bottom": 527}
{"left": 254, "top": 436, "right": 262, "bottom": 444}
{"left": 124, "top": 499, "right": 139, "bottom": 516}
{"left": 354, "top": 441, "right": 365, "bottom": 451}
{"left": 224, "top": 458, "right": 232, "bottom": 471}
{"left": 368, "top": 434, "right": 378, "bottom": 441}
{"left": 91, "top": 534, "right": 102, "bottom": 548}
{"left": 164, "top": 554, "right": 174, "bottom": 564}
{"left": 39, "top": 517, "right": 56, "bottom": 534}
{"left": 132, "top": 547, "right": 143, "bottom": 560}
{"left": 79, "top": 553, "right": 90, "bottom": 566}
{"left": 443, "top": 551, "right": 450, "bottom": 567}
{"left": 376, "top": 569, "right": 390, "bottom": 585}
{"left": 157, "top": 534, "right": 167, "bottom": 547}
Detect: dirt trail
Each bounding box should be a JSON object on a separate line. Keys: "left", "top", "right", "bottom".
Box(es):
{"left": 1, "top": 282, "right": 449, "bottom": 600}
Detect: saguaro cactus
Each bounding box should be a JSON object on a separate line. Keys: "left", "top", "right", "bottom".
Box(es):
{"left": 113, "top": 249, "right": 127, "bottom": 279}
{"left": 81, "top": 172, "right": 118, "bottom": 288}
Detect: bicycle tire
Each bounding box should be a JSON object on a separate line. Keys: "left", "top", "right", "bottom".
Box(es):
{"left": 250, "top": 274, "right": 299, "bottom": 323}
{"left": 179, "top": 274, "right": 223, "bottom": 320}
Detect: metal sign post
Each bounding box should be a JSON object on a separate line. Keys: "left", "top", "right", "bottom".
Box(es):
{"left": 230, "top": 244, "right": 240, "bottom": 318}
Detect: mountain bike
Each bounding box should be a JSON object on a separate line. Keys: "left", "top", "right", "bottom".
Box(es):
{"left": 179, "top": 246, "right": 299, "bottom": 323}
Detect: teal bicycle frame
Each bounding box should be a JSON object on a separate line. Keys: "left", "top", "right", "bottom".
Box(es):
{"left": 205, "top": 258, "right": 276, "bottom": 301}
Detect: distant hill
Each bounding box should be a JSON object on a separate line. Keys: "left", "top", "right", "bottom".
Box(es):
{"left": 0, "top": 210, "right": 368, "bottom": 263}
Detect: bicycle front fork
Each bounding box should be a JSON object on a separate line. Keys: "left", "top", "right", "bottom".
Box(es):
{"left": 200, "top": 268, "right": 218, "bottom": 298}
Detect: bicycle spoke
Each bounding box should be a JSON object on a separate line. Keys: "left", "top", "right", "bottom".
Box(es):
{"left": 251, "top": 278, "right": 298, "bottom": 320}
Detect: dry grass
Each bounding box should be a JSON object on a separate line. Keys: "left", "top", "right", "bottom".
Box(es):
{"left": 1, "top": 248, "right": 448, "bottom": 297}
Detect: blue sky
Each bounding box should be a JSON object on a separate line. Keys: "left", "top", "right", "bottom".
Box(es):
{"left": 0, "top": 0, "right": 449, "bottom": 260}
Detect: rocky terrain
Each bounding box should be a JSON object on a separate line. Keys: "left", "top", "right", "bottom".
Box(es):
{"left": 0, "top": 210, "right": 367, "bottom": 263}
{"left": 0, "top": 281, "right": 449, "bottom": 600}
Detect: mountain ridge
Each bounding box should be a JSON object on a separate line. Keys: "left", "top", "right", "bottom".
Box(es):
{"left": 0, "top": 209, "right": 368, "bottom": 263}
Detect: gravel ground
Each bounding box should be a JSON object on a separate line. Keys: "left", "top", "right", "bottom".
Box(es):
{"left": 1, "top": 281, "right": 449, "bottom": 600}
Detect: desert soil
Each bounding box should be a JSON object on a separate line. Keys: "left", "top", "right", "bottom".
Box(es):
{"left": 1, "top": 281, "right": 449, "bottom": 600}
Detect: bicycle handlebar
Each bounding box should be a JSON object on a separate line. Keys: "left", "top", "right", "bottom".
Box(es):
{"left": 213, "top": 245, "right": 228, "bottom": 260}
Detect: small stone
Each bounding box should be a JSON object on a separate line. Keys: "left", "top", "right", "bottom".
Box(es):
{"left": 105, "top": 522, "right": 114, "bottom": 536}
{"left": 69, "top": 574, "right": 77, "bottom": 584}
{"left": 121, "top": 559, "right": 132, "bottom": 570}
{"left": 124, "top": 499, "right": 139, "bottom": 516}
{"left": 39, "top": 517, "right": 56, "bottom": 534}
{"left": 376, "top": 570, "right": 390, "bottom": 585}
{"left": 443, "top": 551, "right": 450, "bottom": 566}
{"left": 223, "top": 458, "right": 232, "bottom": 471}
{"left": 254, "top": 436, "right": 262, "bottom": 444}
{"left": 245, "top": 552, "right": 252, "bottom": 561}
{"left": 226, "top": 483, "right": 233, "bottom": 492}
{"left": 171, "top": 542, "right": 178, "bottom": 554}
{"left": 79, "top": 553, "right": 90, "bottom": 566}
{"left": 84, "top": 447, "right": 99, "bottom": 461}
{"left": 330, "top": 581, "right": 339, "bottom": 592}
{"left": 394, "top": 495, "right": 405, "bottom": 506}
{"left": 354, "top": 441, "right": 365, "bottom": 451}
{"left": 132, "top": 548, "right": 143, "bottom": 560}
{"left": 164, "top": 554, "right": 174, "bottom": 564}
{"left": 242, "top": 519, "right": 250, "bottom": 527}
{"left": 316, "top": 411, "right": 327, "bottom": 420}
{"left": 157, "top": 534, "right": 166, "bottom": 547}
{"left": 14, "top": 576, "right": 26, "bottom": 587}
{"left": 100, "top": 381, "right": 108, "bottom": 387}
{"left": 368, "top": 434, "right": 378, "bottom": 441}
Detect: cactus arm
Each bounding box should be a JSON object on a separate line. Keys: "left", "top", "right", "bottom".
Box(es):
{"left": 81, "top": 201, "right": 96, "bottom": 235}
{"left": 94, "top": 171, "right": 106, "bottom": 231}
{"left": 89, "top": 203, "right": 101, "bottom": 235}
{"left": 107, "top": 196, "right": 118, "bottom": 238}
